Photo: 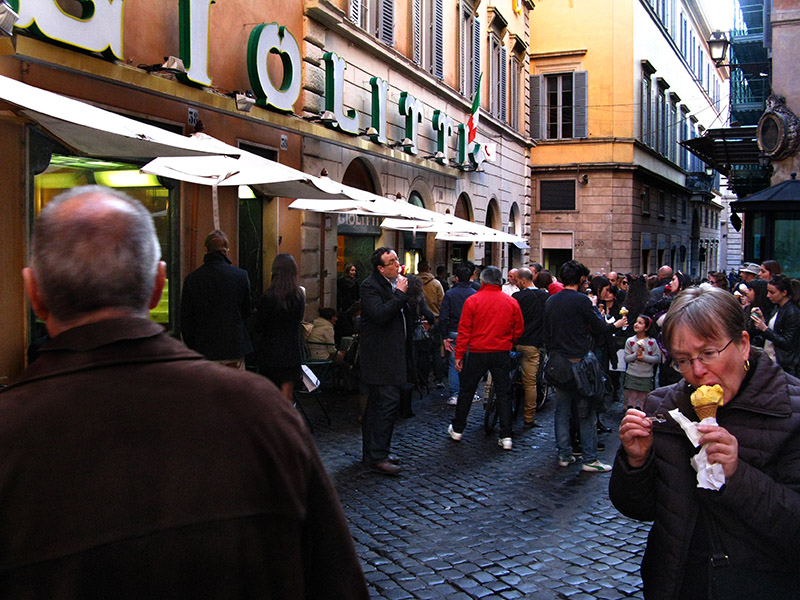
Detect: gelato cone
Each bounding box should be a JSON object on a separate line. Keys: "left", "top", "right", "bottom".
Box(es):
{"left": 619, "top": 307, "right": 629, "bottom": 317}
{"left": 690, "top": 384, "right": 724, "bottom": 421}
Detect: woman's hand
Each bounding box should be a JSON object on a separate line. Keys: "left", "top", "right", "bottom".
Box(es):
{"left": 751, "top": 314, "right": 767, "bottom": 331}
{"left": 698, "top": 424, "right": 739, "bottom": 478}
{"left": 619, "top": 409, "right": 653, "bottom": 468}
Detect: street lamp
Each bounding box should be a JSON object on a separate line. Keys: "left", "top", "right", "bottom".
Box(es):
{"left": 708, "top": 31, "right": 730, "bottom": 68}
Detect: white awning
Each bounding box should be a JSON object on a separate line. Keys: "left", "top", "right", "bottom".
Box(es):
{"left": 380, "top": 217, "right": 528, "bottom": 245}
{"left": 142, "top": 151, "right": 349, "bottom": 200}
{"left": 289, "top": 187, "right": 449, "bottom": 222}
{"left": 0, "top": 74, "right": 235, "bottom": 159}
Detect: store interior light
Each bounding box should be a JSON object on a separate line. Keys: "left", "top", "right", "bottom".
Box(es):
{"left": 94, "top": 170, "right": 161, "bottom": 188}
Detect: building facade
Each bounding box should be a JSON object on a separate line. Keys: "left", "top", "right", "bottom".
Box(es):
{"left": 0, "top": 0, "right": 532, "bottom": 379}
{"left": 528, "top": 0, "right": 728, "bottom": 278}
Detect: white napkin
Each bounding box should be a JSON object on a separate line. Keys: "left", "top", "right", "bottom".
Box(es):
{"left": 668, "top": 408, "right": 726, "bottom": 491}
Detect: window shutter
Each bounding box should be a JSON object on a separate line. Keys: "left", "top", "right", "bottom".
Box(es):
{"left": 472, "top": 17, "right": 481, "bottom": 97}
{"left": 530, "top": 74, "right": 541, "bottom": 139}
{"left": 573, "top": 71, "right": 588, "bottom": 138}
{"left": 433, "top": 0, "right": 444, "bottom": 79}
{"left": 412, "top": 0, "right": 421, "bottom": 65}
{"left": 500, "top": 47, "right": 507, "bottom": 123}
{"left": 379, "top": 0, "right": 394, "bottom": 46}
{"left": 349, "top": 0, "right": 360, "bottom": 25}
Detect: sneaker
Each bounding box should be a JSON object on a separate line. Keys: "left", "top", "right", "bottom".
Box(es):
{"left": 448, "top": 424, "right": 462, "bottom": 441}
{"left": 498, "top": 437, "right": 512, "bottom": 450}
{"left": 558, "top": 456, "right": 576, "bottom": 467}
{"left": 581, "top": 460, "right": 612, "bottom": 473}
{"left": 446, "top": 396, "right": 458, "bottom": 405}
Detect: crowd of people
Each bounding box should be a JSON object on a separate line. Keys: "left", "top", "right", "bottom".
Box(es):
{"left": 6, "top": 184, "right": 798, "bottom": 597}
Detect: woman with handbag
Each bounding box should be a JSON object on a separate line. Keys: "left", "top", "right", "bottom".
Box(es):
{"left": 610, "top": 285, "right": 800, "bottom": 600}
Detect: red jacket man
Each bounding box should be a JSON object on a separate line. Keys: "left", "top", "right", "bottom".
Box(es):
{"left": 449, "top": 266, "right": 523, "bottom": 450}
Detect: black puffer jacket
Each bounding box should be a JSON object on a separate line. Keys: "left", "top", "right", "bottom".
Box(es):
{"left": 609, "top": 349, "right": 800, "bottom": 600}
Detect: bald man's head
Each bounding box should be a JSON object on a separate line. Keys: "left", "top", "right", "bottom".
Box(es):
{"left": 29, "top": 186, "right": 161, "bottom": 323}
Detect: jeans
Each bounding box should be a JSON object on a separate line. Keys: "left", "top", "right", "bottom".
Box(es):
{"left": 452, "top": 351, "right": 513, "bottom": 438}
{"left": 516, "top": 344, "right": 540, "bottom": 424}
{"left": 362, "top": 384, "right": 402, "bottom": 463}
{"left": 447, "top": 331, "right": 459, "bottom": 396}
{"left": 553, "top": 385, "right": 598, "bottom": 464}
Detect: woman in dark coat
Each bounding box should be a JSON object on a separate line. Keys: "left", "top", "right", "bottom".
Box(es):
{"left": 254, "top": 253, "right": 305, "bottom": 400}
{"left": 610, "top": 286, "right": 800, "bottom": 600}
{"left": 337, "top": 263, "right": 359, "bottom": 312}
{"left": 742, "top": 278, "right": 771, "bottom": 348}
{"left": 751, "top": 274, "right": 800, "bottom": 376}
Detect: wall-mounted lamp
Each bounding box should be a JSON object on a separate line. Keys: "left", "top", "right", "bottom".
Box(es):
{"left": 708, "top": 31, "right": 730, "bottom": 68}
{"left": 423, "top": 151, "right": 446, "bottom": 161}
{"left": 389, "top": 138, "right": 413, "bottom": 150}
{"left": 0, "top": 0, "right": 19, "bottom": 37}
{"left": 579, "top": 173, "right": 589, "bottom": 185}
{"left": 303, "top": 111, "right": 338, "bottom": 126}
{"left": 359, "top": 126, "right": 379, "bottom": 138}
{"left": 234, "top": 91, "right": 255, "bottom": 112}
{"left": 0, "top": 0, "right": 18, "bottom": 55}
{"left": 139, "top": 56, "right": 187, "bottom": 75}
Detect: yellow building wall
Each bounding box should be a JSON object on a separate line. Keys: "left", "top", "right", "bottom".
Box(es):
{"left": 529, "top": 0, "right": 636, "bottom": 167}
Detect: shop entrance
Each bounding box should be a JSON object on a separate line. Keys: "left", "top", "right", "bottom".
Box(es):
{"left": 337, "top": 159, "right": 379, "bottom": 308}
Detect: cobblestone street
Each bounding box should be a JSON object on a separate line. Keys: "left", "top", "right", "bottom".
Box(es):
{"left": 308, "top": 386, "right": 650, "bottom": 599}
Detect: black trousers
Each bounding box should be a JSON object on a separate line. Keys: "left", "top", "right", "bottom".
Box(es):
{"left": 452, "top": 351, "right": 513, "bottom": 438}
{"left": 362, "top": 384, "right": 401, "bottom": 463}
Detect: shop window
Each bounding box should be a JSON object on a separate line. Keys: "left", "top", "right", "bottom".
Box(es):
{"left": 540, "top": 180, "right": 575, "bottom": 211}
{"left": 530, "top": 72, "right": 588, "bottom": 140}
{"left": 33, "top": 153, "right": 176, "bottom": 326}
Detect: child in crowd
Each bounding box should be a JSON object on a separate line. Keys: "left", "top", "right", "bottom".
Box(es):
{"left": 623, "top": 315, "right": 662, "bottom": 410}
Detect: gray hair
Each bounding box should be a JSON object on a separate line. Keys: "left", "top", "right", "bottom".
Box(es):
{"left": 480, "top": 265, "right": 503, "bottom": 287}
{"left": 31, "top": 185, "right": 161, "bottom": 322}
{"left": 661, "top": 285, "right": 746, "bottom": 353}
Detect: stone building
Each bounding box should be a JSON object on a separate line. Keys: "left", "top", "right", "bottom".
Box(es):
{"left": 527, "top": 0, "right": 728, "bottom": 277}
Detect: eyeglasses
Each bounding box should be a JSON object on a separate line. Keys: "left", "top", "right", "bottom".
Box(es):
{"left": 381, "top": 258, "right": 400, "bottom": 267}
{"left": 670, "top": 339, "right": 734, "bottom": 373}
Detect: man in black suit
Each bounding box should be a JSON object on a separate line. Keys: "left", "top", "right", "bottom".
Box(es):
{"left": 359, "top": 247, "right": 412, "bottom": 475}
{"left": 180, "top": 230, "right": 252, "bottom": 368}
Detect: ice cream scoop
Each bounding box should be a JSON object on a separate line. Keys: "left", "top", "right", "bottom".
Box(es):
{"left": 619, "top": 307, "right": 629, "bottom": 317}
{"left": 690, "top": 384, "right": 724, "bottom": 421}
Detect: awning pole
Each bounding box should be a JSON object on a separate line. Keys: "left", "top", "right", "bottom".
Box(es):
{"left": 212, "top": 183, "right": 220, "bottom": 231}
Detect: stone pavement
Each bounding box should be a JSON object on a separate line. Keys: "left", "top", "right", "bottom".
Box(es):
{"left": 302, "top": 385, "right": 649, "bottom": 599}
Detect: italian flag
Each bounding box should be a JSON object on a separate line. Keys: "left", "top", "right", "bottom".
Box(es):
{"left": 467, "top": 73, "right": 482, "bottom": 144}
